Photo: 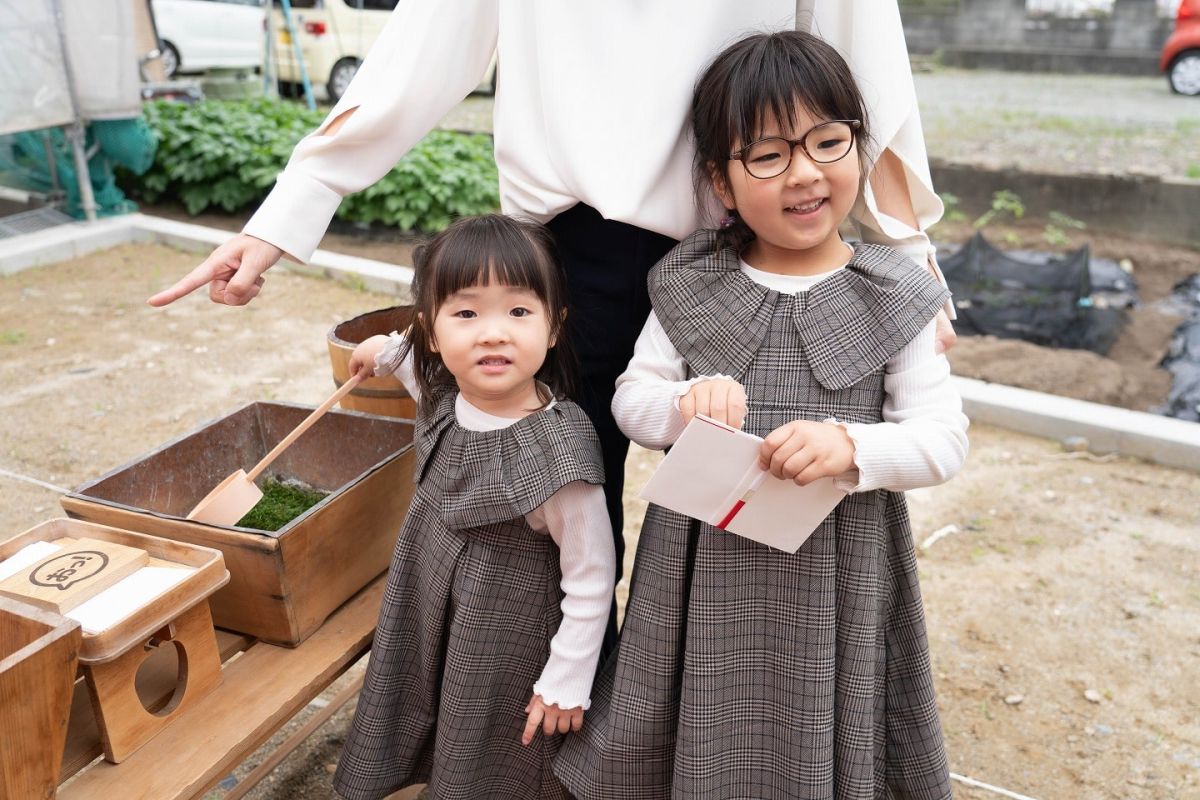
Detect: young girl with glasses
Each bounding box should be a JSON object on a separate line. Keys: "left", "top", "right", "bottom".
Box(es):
{"left": 556, "top": 30, "right": 968, "bottom": 799}
{"left": 338, "top": 214, "right": 615, "bottom": 800}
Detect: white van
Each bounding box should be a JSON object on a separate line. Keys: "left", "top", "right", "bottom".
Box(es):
{"left": 271, "top": 0, "right": 496, "bottom": 103}
{"left": 153, "top": 0, "right": 265, "bottom": 77}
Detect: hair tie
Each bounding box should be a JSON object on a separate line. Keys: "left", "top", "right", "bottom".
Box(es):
{"left": 719, "top": 213, "right": 737, "bottom": 229}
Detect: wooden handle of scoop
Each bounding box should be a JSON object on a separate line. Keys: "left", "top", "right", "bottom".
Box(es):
{"left": 246, "top": 372, "right": 365, "bottom": 482}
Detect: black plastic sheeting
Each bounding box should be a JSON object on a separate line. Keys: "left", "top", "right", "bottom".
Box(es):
{"left": 940, "top": 233, "right": 1134, "bottom": 355}
{"left": 1159, "top": 275, "right": 1200, "bottom": 422}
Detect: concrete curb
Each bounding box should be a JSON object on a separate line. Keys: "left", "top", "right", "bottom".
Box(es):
{"left": 0, "top": 213, "right": 415, "bottom": 299}
{"left": 954, "top": 376, "right": 1200, "bottom": 472}
{"left": 1, "top": 214, "right": 1196, "bottom": 472}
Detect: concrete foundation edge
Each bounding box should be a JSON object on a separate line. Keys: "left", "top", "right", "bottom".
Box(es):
{"left": 0, "top": 213, "right": 415, "bottom": 300}
{"left": 954, "top": 376, "right": 1199, "bottom": 472}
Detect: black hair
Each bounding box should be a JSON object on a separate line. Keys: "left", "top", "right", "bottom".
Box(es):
{"left": 691, "top": 30, "right": 873, "bottom": 251}
{"left": 400, "top": 214, "right": 576, "bottom": 414}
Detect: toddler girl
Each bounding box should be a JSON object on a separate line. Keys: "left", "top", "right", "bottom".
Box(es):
{"left": 338, "top": 214, "right": 615, "bottom": 800}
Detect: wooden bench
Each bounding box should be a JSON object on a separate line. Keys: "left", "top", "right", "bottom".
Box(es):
{"left": 56, "top": 576, "right": 401, "bottom": 799}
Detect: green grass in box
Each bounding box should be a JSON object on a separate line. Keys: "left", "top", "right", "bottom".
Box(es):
{"left": 236, "top": 479, "right": 328, "bottom": 532}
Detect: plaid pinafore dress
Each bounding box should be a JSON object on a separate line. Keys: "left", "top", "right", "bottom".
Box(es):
{"left": 556, "top": 230, "right": 954, "bottom": 800}
{"left": 334, "top": 389, "right": 604, "bottom": 800}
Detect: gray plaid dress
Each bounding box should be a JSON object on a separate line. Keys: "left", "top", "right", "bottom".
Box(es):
{"left": 555, "top": 230, "right": 954, "bottom": 800}
{"left": 334, "top": 389, "right": 605, "bottom": 800}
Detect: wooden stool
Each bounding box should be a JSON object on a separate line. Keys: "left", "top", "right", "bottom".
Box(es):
{"left": 82, "top": 601, "right": 222, "bottom": 763}
{"left": 0, "top": 519, "right": 230, "bottom": 767}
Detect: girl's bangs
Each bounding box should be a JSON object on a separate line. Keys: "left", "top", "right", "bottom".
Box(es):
{"left": 427, "top": 220, "right": 552, "bottom": 307}
{"left": 729, "top": 43, "right": 856, "bottom": 148}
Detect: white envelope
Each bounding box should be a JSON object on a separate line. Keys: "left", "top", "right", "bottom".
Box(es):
{"left": 639, "top": 415, "right": 847, "bottom": 553}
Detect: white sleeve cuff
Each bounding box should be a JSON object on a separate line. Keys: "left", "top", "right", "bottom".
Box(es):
{"left": 669, "top": 374, "right": 736, "bottom": 410}
{"left": 243, "top": 169, "right": 344, "bottom": 263}
{"left": 374, "top": 331, "right": 407, "bottom": 376}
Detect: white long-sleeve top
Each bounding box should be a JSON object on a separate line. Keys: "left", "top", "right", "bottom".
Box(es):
{"left": 613, "top": 258, "right": 969, "bottom": 493}
{"left": 244, "top": 1, "right": 943, "bottom": 274}
{"left": 376, "top": 338, "right": 614, "bottom": 710}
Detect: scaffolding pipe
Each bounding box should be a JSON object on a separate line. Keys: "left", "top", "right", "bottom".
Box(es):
{"left": 279, "top": 0, "right": 316, "bottom": 110}
{"left": 50, "top": 0, "right": 97, "bottom": 221}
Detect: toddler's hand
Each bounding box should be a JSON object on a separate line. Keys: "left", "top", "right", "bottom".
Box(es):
{"left": 760, "top": 420, "right": 856, "bottom": 486}
{"left": 679, "top": 378, "right": 746, "bottom": 429}
{"left": 348, "top": 334, "right": 391, "bottom": 380}
{"left": 522, "top": 694, "right": 583, "bottom": 745}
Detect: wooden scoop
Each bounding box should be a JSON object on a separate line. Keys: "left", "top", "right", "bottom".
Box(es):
{"left": 187, "top": 373, "right": 364, "bottom": 526}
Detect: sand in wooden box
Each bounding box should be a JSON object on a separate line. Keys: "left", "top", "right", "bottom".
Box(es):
{"left": 0, "top": 518, "right": 229, "bottom": 763}
{"left": 61, "top": 402, "right": 416, "bottom": 646}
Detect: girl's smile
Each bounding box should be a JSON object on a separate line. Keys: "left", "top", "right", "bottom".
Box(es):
{"left": 476, "top": 355, "right": 513, "bottom": 372}
{"left": 785, "top": 197, "right": 827, "bottom": 216}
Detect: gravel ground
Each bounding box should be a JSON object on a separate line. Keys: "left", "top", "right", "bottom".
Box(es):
{"left": 913, "top": 67, "right": 1200, "bottom": 180}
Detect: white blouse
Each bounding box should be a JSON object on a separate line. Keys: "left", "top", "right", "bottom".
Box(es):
{"left": 377, "top": 340, "right": 614, "bottom": 710}
{"left": 612, "top": 257, "right": 969, "bottom": 493}
{"left": 244, "top": 1, "right": 943, "bottom": 275}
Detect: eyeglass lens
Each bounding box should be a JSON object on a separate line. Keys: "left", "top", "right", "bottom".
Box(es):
{"left": 741, "top": 122, "right": 856, "bottom": 179}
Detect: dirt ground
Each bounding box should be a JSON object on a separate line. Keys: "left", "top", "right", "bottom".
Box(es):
{"left": 3, "top": 240, "right": 1198, "bottom": 800}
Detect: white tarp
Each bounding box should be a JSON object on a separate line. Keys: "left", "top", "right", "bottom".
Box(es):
{"left": 0, "top": 0, "right": 141, "bottom": 136}
{"left": 0, "top": 1, "right": 75, "bottom": 135}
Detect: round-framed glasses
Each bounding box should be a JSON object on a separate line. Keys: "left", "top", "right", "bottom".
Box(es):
{"left": 729, "top": 120, "right": 862, "bottom": 179}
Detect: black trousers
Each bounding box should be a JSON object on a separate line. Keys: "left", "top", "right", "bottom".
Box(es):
{"left": 546, "top": 203, "right": 678, "bottom": 654}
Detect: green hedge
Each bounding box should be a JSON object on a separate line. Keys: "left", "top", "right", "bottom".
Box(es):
{"left": 120, "top": 99, "right": 499, "bottom": 233}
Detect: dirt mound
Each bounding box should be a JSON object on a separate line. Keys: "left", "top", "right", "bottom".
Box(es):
{"left": 932, "top": 220, "right": 1198, "bottom": 415}
{"left": 949, "top": 333, "right": 1174, "bottom": 411}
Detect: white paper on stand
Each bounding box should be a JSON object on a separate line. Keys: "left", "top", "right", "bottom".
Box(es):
{"left": 640, "top": 415, "right": 847, "bottom": 553}
{"left": 0, "top": 540, "right": 63, "bottom": 581}
{"left": 67, "top": 565, "right": 196, "bottom": 634}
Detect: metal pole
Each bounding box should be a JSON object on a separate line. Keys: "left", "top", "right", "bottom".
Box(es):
{"left": 49, "top": 0, "right": 97, "bottom": 221}
{"left": 279, "top": 0, "right": 316, "bottom": 110}
{"left": 262, "top": 0, "right": 277, "bottom": 98}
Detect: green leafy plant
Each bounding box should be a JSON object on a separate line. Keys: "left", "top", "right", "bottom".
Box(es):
{"left": 938, "top": 192, "right": 967, "bottom": 223}
{"left": 1042, "top": 210, "right": 1087, "bottom": 247}
{"left": 973, "top": 189, "right": 1025, "bottom": 229}
{"left": 335, "top": 131, "right": 500, "bottom": 232}
{"left": 1042, "top": 225, "right": 1070, "bottom": 248}
{"left": 119, "top": 99, "right": 499, "bottom": 233}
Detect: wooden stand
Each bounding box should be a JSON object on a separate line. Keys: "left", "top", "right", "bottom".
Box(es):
{"left": 82, "top": 602, "right": 222, "bottom": 763}
{"left": 0, "top": 597, "right": 81, "bottom": 800}
{"left": 1, "top": 519, "right": 231, "bottom": 768}
{"left": 58, "top": 577, "right": 385, "bottom": 799}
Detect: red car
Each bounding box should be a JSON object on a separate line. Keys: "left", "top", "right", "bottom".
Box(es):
{"left": 1163, "top": 0, "right": 1200, "bottom": 95}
